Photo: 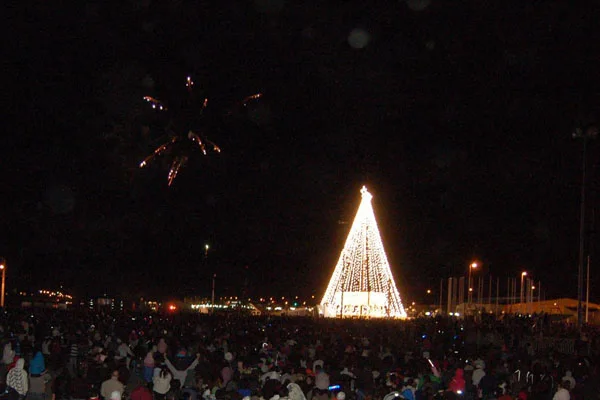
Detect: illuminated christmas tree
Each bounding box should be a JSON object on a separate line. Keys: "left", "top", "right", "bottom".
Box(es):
{"left": 320, "top": 186, "right": 407, "bottom": 318}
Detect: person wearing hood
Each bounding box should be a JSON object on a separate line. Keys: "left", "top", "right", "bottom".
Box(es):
{"left": 552, "top": 380, "right": 570, "bottom": 400}
{"left": 7, "top": 359, "right": 28, "bottom": 398}
{"left": 30, "top": 351, "right": 46, "bottom": 376}
{"left": 561, "top": 371, "right": 575, "bottom": 389}
{"left": 287, "top": 383, "right": 307, "bottom": 400}
{"left": 472, "top": 362, "right": 486, "bottom": 387}
{"left": 29, "top": 350, "right": 50, "bottom": 400}
{"left": 448, "top": 369, "right": 465, "bottom": 394}
{"left": 3, "top": 342, "right": 15, "bottom": 365}
{"left": 130, "top": 382, "right": 153, "bottom": 400}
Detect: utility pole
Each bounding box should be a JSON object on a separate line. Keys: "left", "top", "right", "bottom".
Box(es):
{"left": 439, "top": 278, "right": 443, "bottom": 315}
{"left": 211, "top": 273, "right": 216, "bottom": 312}
{"left": 573, "top": 125, "right": 597, "bottom": 328}
{"left": 586, "top": 256, "right": 590, "bottom": 323}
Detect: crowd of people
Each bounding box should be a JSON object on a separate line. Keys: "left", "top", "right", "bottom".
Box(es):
{"left": 0, "top": 308, "right": 598, "bottom": 400}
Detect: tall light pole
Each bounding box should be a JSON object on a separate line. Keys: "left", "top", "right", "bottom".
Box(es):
{"left": 586, "top": 256, "right": 590, "bottom": 324}
{"left": 0, "top": 261, "right": 5, "bottom": 308}
{"left": 211, "top": 273, "right": 216, "bottom": 308}
{"left": 520, "top": 271, "right": 527, "bottom": 314}
{"left": 468, "top": 262, "right": 478, "bottom": 313}
{"left": 573, "top": 125, "right": 597, "bottom": 328}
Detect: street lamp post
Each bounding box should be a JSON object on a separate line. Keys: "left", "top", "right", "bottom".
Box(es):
{"left": 520, "top": 271, "right": 527, "bottom": 314}
{"left": 0, "top": 262, "right": 5, "bottom": 308}
{"left": 468, "top": 262, "right": 478, "bottom": 315}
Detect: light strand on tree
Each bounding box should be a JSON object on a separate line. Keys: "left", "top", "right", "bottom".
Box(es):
{"left": 320, "top": 186, "right": 407, "bottom": 318}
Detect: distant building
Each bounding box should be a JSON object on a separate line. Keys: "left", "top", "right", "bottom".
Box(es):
{"left": 19, "top": 289, "right": 74, "bottom": 309}
{"left": 84, "top": 295, "right": 124, "bottom": 312}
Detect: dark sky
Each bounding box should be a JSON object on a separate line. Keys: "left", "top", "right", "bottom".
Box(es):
{"left": 4, "top": 0, "right": 600, "bottom": 303}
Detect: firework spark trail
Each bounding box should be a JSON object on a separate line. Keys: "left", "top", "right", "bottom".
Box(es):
{"left": 139, "top": 136, "right": 179, "bottom": 167}
{"left": 143, "top": 96, "right": 167, "bottom": 111}
{"left": 167, "top": 156, "right": 188, "bottom": 186}
{"left": 188, "top": 131, "right": 207, "bottom": 155}
{"left": 241, "top": 93, "right": 262, "bottom": 106}
{"left": 186, "top": 76, "right": 194, "bottom": 91}
{"left": 205, "top": 139, "right": 221, "bottom": 153}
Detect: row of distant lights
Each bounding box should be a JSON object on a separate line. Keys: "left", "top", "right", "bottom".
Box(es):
{"left": 38, "top": 290, "right": 73, "bottom": 300}
{"left": 222, "top": 296, "right": 316, "bottom": 302}
{"left": 190, "top": 304, "right": 254, "bottom": 310}
{"left": 266, "top": 306, "right": 315, "bottom": 312}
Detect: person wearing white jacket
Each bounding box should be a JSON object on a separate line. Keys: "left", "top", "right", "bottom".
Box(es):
{"left": 552, "top": 380, "right": 570, "bottom": 400}
{"left": 561, "top": 371, "right": 575, "bottom": 389}
{"left": 164, "top": 354, "right": 200, "bottom": 389}
{"left": 153, "top": 367, "right": 173, "bottom": 399}
{"left": 3, "top": 342, "right": 15, "bottom": 365}
{"left": 472, "top": 362, "right": 486, "bottom": 387}
{"left": 7, "top": 358, "right": 28, "bottom": 397}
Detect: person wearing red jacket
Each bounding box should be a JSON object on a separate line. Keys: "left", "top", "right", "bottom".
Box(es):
{"left": 448, "top": 369, "right": 466, "bottom": 394}
{"left": 130, "top": 385, "right": 153, "bottom": 400}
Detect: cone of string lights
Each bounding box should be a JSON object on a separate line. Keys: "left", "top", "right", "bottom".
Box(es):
{"left": 320, "top": 186, "right": 407, "bottom": 319}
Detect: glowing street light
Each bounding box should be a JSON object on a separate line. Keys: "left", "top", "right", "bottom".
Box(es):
{"left": 468, "top": 262, "right": 478, "bottom": 310}
{"left": 520, "top": 271, "right": 527, "bottom": 314}
{"left": 426, "top": 289, "right": 432, "bottom": 294}
{"left": 204, "top": 244, "right": 210, "bottom": 258}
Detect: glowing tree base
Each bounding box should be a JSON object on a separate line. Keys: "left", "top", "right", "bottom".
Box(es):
{"left": 320, "top": 186, "right": 407, "bottom": 319}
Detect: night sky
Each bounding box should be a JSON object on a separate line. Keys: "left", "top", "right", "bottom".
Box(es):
{"left": 4, "top": 0, "right": 600, "bottom": 303}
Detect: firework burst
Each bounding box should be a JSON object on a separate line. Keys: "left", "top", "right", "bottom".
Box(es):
{"left": 139, "top": 76, "right": 261, "bottom": 186}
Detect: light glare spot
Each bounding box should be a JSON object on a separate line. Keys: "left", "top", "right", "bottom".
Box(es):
{"left": 348, "top": 29, "right": 370, "bottom": 49}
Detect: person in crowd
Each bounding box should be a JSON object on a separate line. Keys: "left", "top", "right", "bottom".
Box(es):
{"left": 100, "top": 370, "right": 124, "bottom": 400}
{"left": 130, "top": 382, "right": 153, "bottom": 400}
{"left": 552, "top": 380, "right": 570, "bottom": 400}
{"left": 68, "top": 335, "right": 80, "bottom": 377}
{"left": 7, "top": 358, "right": 28, "bottom": 399}
{"left": 561, "top": 370, "right": 575, "bottom": 390}
{"left": 448, "top": 369, "right": 465, "bottom": 394}
{"left": 143, "top": 350, "right": 155, "bottom": 383}
{"left": 29, "top": 368, "right": 52, "bottom": 400}
{"left": 153, "top": 367, "right": 173, "bottom": 400}
{"left": 116, "top": 339, "right": 134, "bottom": 368}
{"left": 472, "top": 360, "right": 486, "bottom": 388}
{"left": 164, "top": 352, "right": 200, "bottom": 389}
